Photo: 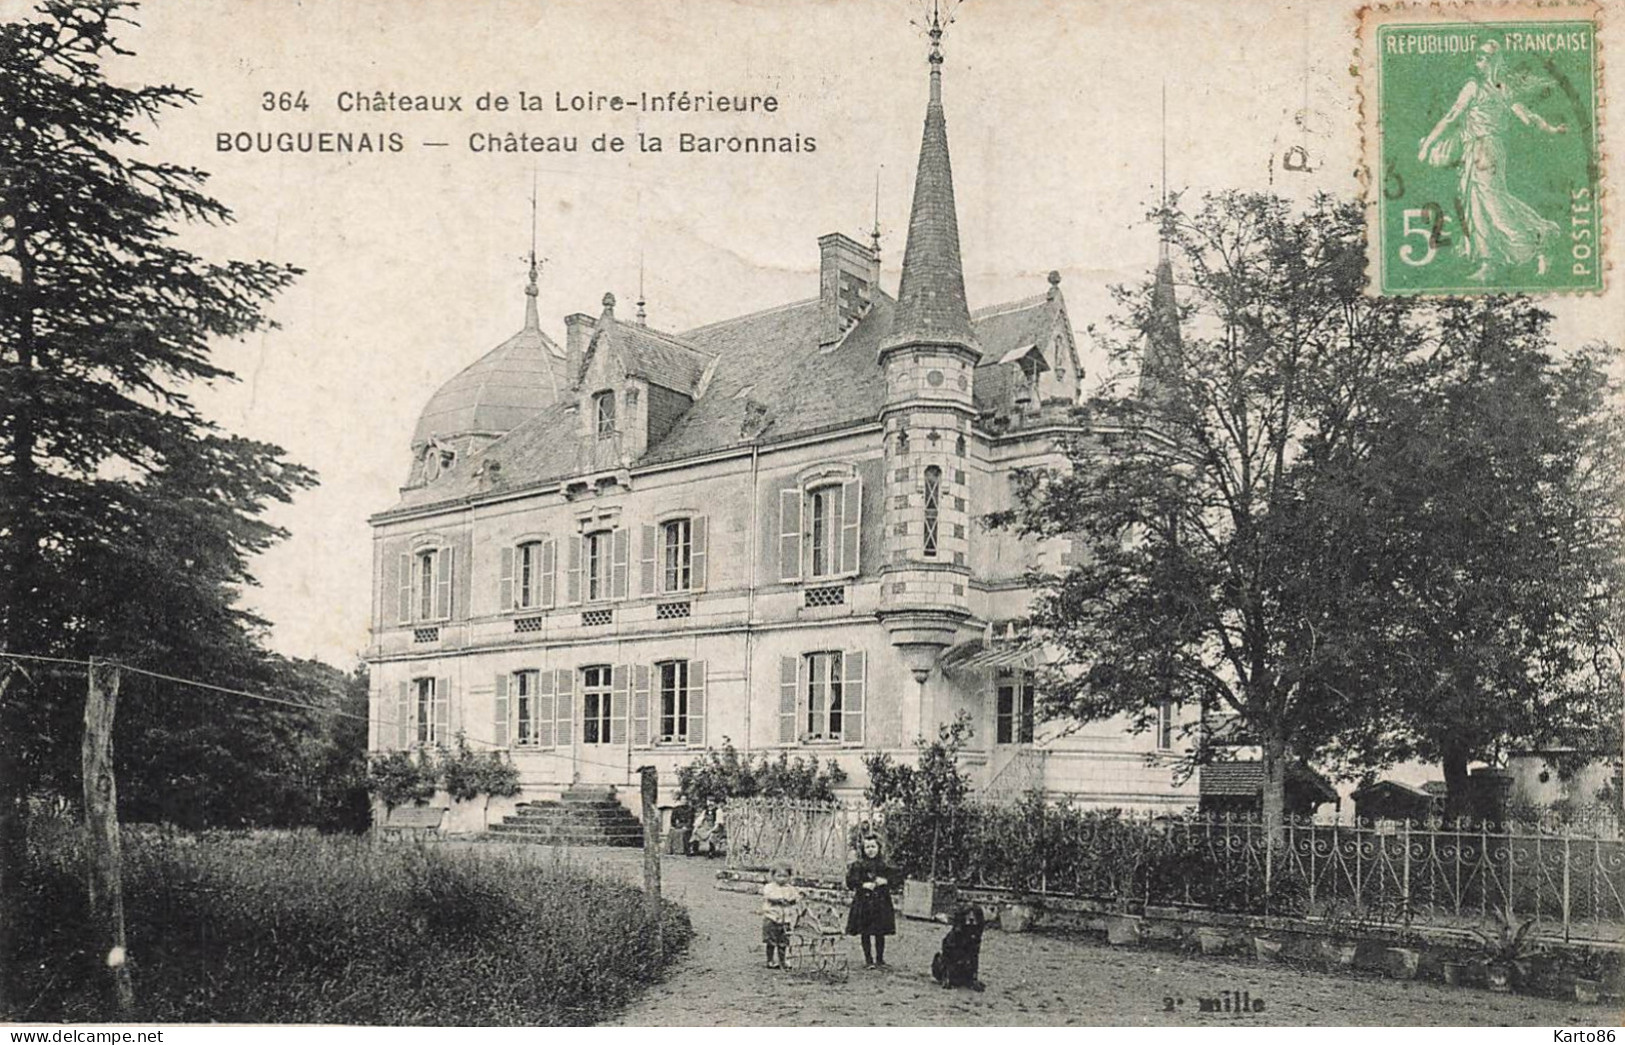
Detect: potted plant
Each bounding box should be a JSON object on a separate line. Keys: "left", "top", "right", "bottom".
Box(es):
{"left": 1469, "top": 913, "right": 1543, "bottom": 993}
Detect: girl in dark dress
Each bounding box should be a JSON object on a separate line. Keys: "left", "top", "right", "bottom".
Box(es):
{"left": 845, "top": 835, "right": 897, "bottom": 968}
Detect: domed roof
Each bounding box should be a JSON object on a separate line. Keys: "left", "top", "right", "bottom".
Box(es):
{"left": 411, "top": 274, "right": 568, "bottom": 448}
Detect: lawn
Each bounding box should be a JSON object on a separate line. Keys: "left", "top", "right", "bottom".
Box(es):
{"left": 10, "top": 820, "right": 692, "bottom": 1025}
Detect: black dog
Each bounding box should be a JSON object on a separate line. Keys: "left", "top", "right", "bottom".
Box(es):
{"left": 931, "top": 903, "right": 986, "bottom": 990}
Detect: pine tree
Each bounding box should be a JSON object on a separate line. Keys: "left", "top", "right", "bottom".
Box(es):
{"left": 0, "top": 1, "right": 314, "bottom": 1005}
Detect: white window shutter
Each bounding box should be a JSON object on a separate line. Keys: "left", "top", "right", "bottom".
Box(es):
{"left": 778, "top": 655, "right": 799, "bottom": 744}
{"left": 435, "top": 547, "right": 454, "bottom": 620}
{"left": 632, "top": 664, "right": 651, "bottom": 747}
{"left": 535, "top": 670, "right": 556, "bottom": 748}
{"left": 640, "top": 524, "right": 658, "bottom": 596}
{"left": 610, "top": 665, "right": 629, "bottom": 745}
{"left": 397, "top": 553, "right": 412, "bottom": 624}
{"left": 435, "top": 677, "right": 451, "bottom": 742}
{"left": 541, "top": 538, "right": 557, "bottom": 608}
{"left": 493, "top": 673, "right": 510, "bottom": 747}
{"left": 612, "top": 528, "right": 630, "bottom": 599}
{"left": 778, "top": 488, "right": 802, "bottom": 582}
{"left": 688, "top": 661, "right": 706, "bottom": 747}
{"left": 554, "top": 668, "right": 574, "bottom": 745}
{"left": 691, "top": 516, "right": 708, "bottom": 591}
{"left": 842, "top": 651, "right": 866, "bottom": 746}
{"left": 840, "top": 477, "right": 862, "bottom": 575}
{"left": 567, "top": 535, "right": 582, "bottom": 604}
{"left": 499, "top": 546, "right": 515, "bottom": 611}
{"left": 396, "top": 680, "right": 411, "bottom": 749}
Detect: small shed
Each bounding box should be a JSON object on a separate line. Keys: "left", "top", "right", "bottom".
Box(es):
{"left": 1351, "top": 779, "right": 1444, "bottom": 824}
{"left": 1198, "top": 761, "right": 1338, "bottom": 819}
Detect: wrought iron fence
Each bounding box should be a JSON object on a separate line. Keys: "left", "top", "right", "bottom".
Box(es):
{"left": 727, "top": 797, "right": 1625, "bottom": 943}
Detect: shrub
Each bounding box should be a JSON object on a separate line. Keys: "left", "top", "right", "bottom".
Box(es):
{"left": 9, "top": 820, "right": 693, "bottom": 1024}
{"left": 675, "top": 739, "right": 846, "bottom": 807}
{"left": 365, "top": 750, "right": 438, "bottom": 811}
{"left": 438, "top": 734, "right": 521, "bottom": 804}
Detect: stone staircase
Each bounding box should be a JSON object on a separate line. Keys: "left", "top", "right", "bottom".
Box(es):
{"left": 487, "top": 784, "right": 644, "bottom": 848}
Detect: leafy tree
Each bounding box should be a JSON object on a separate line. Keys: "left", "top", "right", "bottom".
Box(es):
{"left": 1329, "top": 299, "right": 1624, "bottom": 815}
{"left": 993, "top": 192, "right": 1425, "bottom": 826}
{"left": 0, "top": 0, "right": 311, "bottom": 995}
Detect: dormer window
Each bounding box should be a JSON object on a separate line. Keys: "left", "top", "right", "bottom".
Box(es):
{"left": 594, "top": 390, "right": 616, "bottom": 437}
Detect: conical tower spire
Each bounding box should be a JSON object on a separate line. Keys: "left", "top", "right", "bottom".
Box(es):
{"left": 1142, "top": 88, "right": 1182, "bottom": 402}
{"left": 883, "top": 8, "right": 978, "bottom": 356}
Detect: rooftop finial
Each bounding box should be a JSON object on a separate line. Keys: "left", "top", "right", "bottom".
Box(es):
{"left": 871, "top": 167, "right": 883, "bottom": 261}
{"left": 928, "top": 0, "right": 945, "bottom": 104}
{"left": 524, "top": 170, "right": 541, "bottom": 329}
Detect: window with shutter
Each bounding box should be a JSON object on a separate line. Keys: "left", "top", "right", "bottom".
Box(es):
{"left": 804, "top": 651, "right": 844, "bottom": 740}
{"left": 415, "top": 549, "right": 437, "bottom": 620}
{"left": 581, "top": 665, "right": 613, "bottom": 745}
{"left": 414, "top": 677, "right": 440, "bottom": 745}
{"left": 584, "top": 530, "right": 611, "bottom": 602}
{"left": 514, "top": 671, "right": 543, "bottom": 746}
{"left": 516, "top": 541, "right": 546, "bottom": 610}
{"left": 660, "top": 518, "right": 692, "bottom": 593}
{"left": 656, "top": 660, "right": 689, "bottom": 743}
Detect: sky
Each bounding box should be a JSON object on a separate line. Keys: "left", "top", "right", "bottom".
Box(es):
{"left": 22, "top": 0, "right": 1619, "bottom": 668}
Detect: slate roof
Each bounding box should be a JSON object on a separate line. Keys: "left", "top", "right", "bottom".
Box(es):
{"left": 411, "top": 321, "right": 567, "bottom": 448}
{"left": 884, "top": 61, "right": 978, "bottom": 354}
{"left": 970, "top": 295, "right": 1054, "bottom": 415}
{"left": 587, "top": 317, "right": 715, "bottom": 396}
{"left": 1199, "top": 762, "right": 1338, "bottom": 803}
{"left": 386, "top": 278, "right": 1071, "bottom": 514}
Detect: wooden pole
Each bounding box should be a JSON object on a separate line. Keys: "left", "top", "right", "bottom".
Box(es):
{"left": 638, "top": 765, "right": 663, "bottom": 957}
{"left": 83, "top": 658, "right": 133, "bottom": 1016}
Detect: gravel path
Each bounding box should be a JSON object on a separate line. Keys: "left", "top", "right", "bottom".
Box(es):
{"left": 515, "top": 846, "right": 1609, "bottom": 1027}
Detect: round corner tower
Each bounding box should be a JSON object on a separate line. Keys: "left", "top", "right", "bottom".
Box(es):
{"left": 876, "top": 18, "right": 981, "bottom": 676}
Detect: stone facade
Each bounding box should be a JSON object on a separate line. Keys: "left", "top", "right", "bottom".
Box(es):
{"left": 365, "top": 33, "right": 1198, "bottom": 814}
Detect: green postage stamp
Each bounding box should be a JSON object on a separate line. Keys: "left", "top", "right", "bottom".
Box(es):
{"left": 1360, "top": 2, "right": 1603, "bottom": 294}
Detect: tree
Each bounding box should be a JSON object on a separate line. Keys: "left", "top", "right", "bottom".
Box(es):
{"left": 1332, "top": 299, "right": 1624, "bottom": 816}
{"left": 994, "top": 192, "right": 1426, "bottom": 826}
{"left": 0, "top": 0, "right": 312, "bottom": 999}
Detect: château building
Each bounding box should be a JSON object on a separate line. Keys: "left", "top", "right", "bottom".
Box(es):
{"left": 365, "top": 24, "right": 1197, "bottom": 818}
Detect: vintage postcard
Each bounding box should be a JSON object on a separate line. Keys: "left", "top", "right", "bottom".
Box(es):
{"left": 2, "top": 0, "right": 1622, "bottom": 1035}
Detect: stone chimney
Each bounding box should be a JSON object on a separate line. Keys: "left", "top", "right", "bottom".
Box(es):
{"left": 563, "top": 312, "right": 595, "bottom": 391}
{"left": 818, "top": 232, "right": 879, "bottom": 349}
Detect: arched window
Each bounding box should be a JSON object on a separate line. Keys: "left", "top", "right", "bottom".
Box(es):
{"left": 593, "top": 390, "right": 616, "bottom": 436}
{"left": 923, "top": 465, "right": 942, "bottom": 556}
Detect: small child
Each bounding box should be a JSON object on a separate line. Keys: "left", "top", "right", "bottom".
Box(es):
{"left": 760, "top": 861, "right": 801, "bottom": 969}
